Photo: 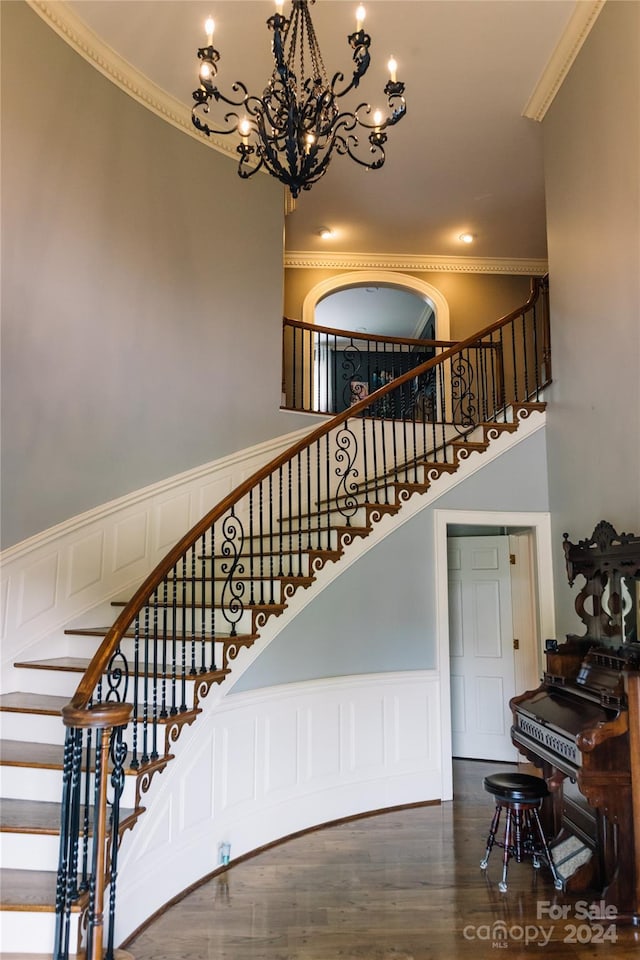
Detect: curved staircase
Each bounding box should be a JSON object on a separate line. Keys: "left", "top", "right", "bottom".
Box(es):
{"left": 0, "top": 280, "right": 551, "bottom": 959}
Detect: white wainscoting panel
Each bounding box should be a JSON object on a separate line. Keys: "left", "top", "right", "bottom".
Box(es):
{"left": 115, "top": 671, "right": 443, "bottom": 946}
{"left": 0, "top": 426, "right": 312, "bottom": 689}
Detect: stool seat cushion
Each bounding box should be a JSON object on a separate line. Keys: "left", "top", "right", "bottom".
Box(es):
{"left": 483, "top": 772, "right": 549, "bottom": 802}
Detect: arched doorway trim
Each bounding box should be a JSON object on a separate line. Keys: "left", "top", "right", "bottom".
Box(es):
{"left": 301, "top": 271, "right": 451, "bottom": 341}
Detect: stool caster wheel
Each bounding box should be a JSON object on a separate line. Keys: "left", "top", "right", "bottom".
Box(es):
{"left": 554, "top": 879, "right": 564, "bottom": 891}
{"left": 532, "top": 856, "right": 541, "bottom": 869}
{"left": 480, "top": 858, "right": 488, "bottom": 870}
{"left": 498, "top": 881, "right": 508, "bottom": 893}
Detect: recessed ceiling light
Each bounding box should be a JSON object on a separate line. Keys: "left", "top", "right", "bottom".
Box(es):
{"left": 459, "top": 233, "right": 474, "bottom": 244}
{"left": 318, "top": 227, "right": 334, "bottom": 239}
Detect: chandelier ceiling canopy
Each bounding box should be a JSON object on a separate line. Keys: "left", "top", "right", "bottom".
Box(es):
{"left": 191, "top": 0, "right": 407, "bottom": 198}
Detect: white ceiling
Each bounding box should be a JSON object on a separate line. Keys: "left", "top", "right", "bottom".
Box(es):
{"left": 64, "top": 0, "right": 584, "bottom": 262}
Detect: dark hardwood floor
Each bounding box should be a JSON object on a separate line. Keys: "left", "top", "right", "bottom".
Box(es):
{"left": 125, "top": 760, "right": 640, "bottom": 959}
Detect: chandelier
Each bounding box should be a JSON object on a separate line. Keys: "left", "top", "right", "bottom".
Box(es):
{"left": 191, "top": 1, "right": 407, "bottom": 198}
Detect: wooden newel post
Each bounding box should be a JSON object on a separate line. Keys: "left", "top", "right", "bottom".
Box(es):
{"left": 62, "top": 702, "right": 133, "bottom": 960}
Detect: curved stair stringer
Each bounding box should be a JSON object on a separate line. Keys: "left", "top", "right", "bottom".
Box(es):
{"left": 108, "top": 403, "right": 548, "bottom": 946}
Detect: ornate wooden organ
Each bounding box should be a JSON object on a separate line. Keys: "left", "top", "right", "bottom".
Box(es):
{"left": 511, "top": 521, "right": 640, "bottom": 924}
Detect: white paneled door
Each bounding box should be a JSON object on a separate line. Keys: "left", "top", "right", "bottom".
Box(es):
{"left": 448, "top": 536, "right": 518, "bottom": 761}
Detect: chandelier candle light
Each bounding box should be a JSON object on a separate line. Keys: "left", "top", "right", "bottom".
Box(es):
{"left": 191, "top": 0, "right": 407, "bottom": 197}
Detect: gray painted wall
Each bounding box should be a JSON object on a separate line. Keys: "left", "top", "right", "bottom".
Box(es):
{"left": 542, "top": 0, "right": 640, "bottom": 638}
{"left": 1, "top": 2, "right": 311, "bottom": 548}
{"left": 232, "top": 428, "right": 549, "bottom": 691}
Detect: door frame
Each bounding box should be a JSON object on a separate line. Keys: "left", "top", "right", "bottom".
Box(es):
{"left": 434, "top": 509, "right": 556, "bottom": 800}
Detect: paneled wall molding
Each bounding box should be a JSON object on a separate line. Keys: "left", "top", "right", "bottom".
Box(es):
{"left": 115, "top": 670, "right": 443, "bottom": 945}
{"left": 285, "top": 251, "right": 549, "bottom": 275}
{"left": 0, "top": 426, "right": 311, "bottom": 685}
{"left": 522, "top": 0, "right": 606, "bottom": 121}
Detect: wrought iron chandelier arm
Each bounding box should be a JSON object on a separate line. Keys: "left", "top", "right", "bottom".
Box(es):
{"left": 331, "top": 29, "right": 371, "bottom": 99}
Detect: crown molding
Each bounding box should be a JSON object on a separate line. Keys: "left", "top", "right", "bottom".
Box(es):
{"left": 27, "top": 0, "right": 238, "bottom": 162}
{"left": 284, "top": 252, "right": 548, "bottom": 276}
{"left": 522, "top": 0, "right": 606, "bottom": 121}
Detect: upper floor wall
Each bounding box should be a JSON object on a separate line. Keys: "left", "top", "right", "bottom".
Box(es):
{"left": 284, "top": 267, "right": 534, "bottom": 342}
{"left": 542, "top": 0, "right": 640, "bottom": 637}
{"left": 1, "top": 2, "right": 311, "bottom": 549}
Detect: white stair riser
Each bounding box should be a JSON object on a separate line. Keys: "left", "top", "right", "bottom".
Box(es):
{"left": 205, "top": 553, "right": 311, "bottom": 576}
{"left": 278, "top": 506, "right": 368, "bottom": 530}
{"left": 63, "top": 638, "right": 227, "bottom": 680}
{"left": 0, "top": 907, "right": 82, "bottom": 954}
{"left": 108, "top": 606, "right": 255, "bottom": 636}
{"left": 0, "top": 711, "right": 67, "bottom": 745}
{"left": 0, "top": 830, "right": 61, "bottom": 872}
{"left": 0, "top": 763, "right": 137, "bottom": 807}
{"left": 155, "top": 578, "right": 285, "bottom": 606}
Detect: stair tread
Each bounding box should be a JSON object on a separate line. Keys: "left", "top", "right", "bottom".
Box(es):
{"left": 0, "top": 692, "right": 68, "bottom": 715}
{"left": 1, "top": 797, "right": 71, "bottom": 833}
{"left": 0, "top": 740, "right": 63, "bottom": 768}
{"left": 0, "top": 798, "right": 135, "bottom": 834}
{"left": 0, "top": 868, "right": 76, "bottom": 911}
{"left": 13, "top": 657, "right": 92, "bottom": 673}
{"left": 64, "top": 626, "right": 257, "bottom": 641}
{"left": 0, "top": 739, "right": 139, "bottom": 775}
{"left": 13, "top": 657, "right": 230, "bottom": 681}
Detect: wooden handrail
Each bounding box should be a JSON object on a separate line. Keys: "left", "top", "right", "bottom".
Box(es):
{"left": 68, "top": 276, "right": 548, "bottom": 711}
{"left": 283, "top": 316, "right": 458, "bottom": 349}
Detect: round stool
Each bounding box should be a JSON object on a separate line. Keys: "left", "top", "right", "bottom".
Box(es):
{"left": 480, "top": 772, "right": 563, "bottom": 892}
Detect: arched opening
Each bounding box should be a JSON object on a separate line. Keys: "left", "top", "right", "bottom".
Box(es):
{"left": 302, "top": 271, "right": 451, "bottom": 341}
{"left": 296, "top": 273, "right": 451, "bottom": 415}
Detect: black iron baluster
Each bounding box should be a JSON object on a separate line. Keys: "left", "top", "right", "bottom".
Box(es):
{"left": 498, "top": 325, "right": 506, "bottom": 420}
{"left": 315, "top": 438, "right": 322, "bottom": 549}
{"left": 268, "top": 473, "right": 275, "bottom": 603}
{"left": 511, "top": 316, "right": 519, "bottom": 402}
{"left": 521, "top": 309, "right": 530, "bottom": 399}
{"left": 278, "top": 465, "right": 285, "bottom": 578}
{"left": 105, "top": 726, "right": 127, "bottom": 960}
{"left": 248, "top": 489, "right": 256, "bottom": 606}
{"left": 371, "top": 412, "right": 381, "bottom": 503}
{"left": 295, "top": 453, "right": 304, "bottom": 577}
{"left": 489, "top": 334, "right": 498, "bottom": 420}
{"left": 189, "top": 545, "right": 198, "bottom": 677}
{"left": 361, "top": 413, "right": 371, "bottom": 505}
{"left": 160, "top": 582, "right": 168, "bottom": 718}
{"left": 532, "top": 301, "right": 540, "bottom": 398}
{"left": 292, "top": 324, "right": 298, "bottom": 409}
{"left": 391, "top": 384, "right": 399, "bottom": 481}
{"left": 210, "top": 526, "right": 217, "bottom": 671}
{"left": 306, "top": 445, "right": 313, "bottom": 551}
{"left": 199, "top": 534, "right": 208, "bottom": 673}
{"left": 324, "top": 432, "right": 331, "bottom": 544}
{"left": 130, "top": 617, "right": 140, "bottom": 766}
{"left": 85, "top": 728, "right": 103, "bottom": 960}
{"left": 170, "top": 564, "right": 178, "bottom": 716}
{"left": 258, "top": 480, "right": 265, "bottom": 605}
{"left": 151, "top": 589, "right": 159, "bottom": 760}
{"left": 180, "top": 553, "right": 188, "bottom": 712}
{"left": 438, "top": 359, "right": 448, "bottom": 460}
{"left": 141, "top": 602, "right": 150, "bottom": 765}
